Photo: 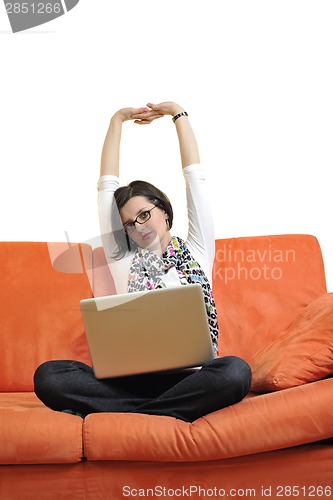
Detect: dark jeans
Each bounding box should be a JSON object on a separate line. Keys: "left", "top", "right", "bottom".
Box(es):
{"left": 34, "top": 356, "right": 252, "bottom": 422}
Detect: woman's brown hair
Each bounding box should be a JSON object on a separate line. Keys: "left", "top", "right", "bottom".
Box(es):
{"left": 110, "top": 180, "right": 173, "bottom": 260}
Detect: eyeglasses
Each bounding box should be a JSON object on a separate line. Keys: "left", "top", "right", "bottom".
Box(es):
{"left": 123, "top": 205, "right": 158, "bottom": 235}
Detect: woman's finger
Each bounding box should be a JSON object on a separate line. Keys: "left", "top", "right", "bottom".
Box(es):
{"left": 131, "top": 109, "right": 159, "bottom": 118}
{"left": 133, "top": 119, "right": 151, "bottom": 125}
{"left": 146, "top": 102, "right": 161, "bottom": 111}
{"left": 133, "top": 113, "right": 164, "bottom": 125}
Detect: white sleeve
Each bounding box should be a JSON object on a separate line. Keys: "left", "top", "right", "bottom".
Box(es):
{"left": 183, "top": 164, "right": 215, "bottom": 285}
{"left": 97, "top": 175, "right": 132, "bottom": 295}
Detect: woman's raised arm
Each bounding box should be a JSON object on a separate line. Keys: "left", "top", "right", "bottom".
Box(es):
{"left": 135, "top": 102, "right": 200, "bottom": 168}
{"left": 100, "top": 107, "right": 163, "bottom": 177}
{"left": 101, "top": 103, "right": 199, "bottom": 176}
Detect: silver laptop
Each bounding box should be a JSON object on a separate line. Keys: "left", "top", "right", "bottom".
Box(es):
{"left": 80, "top": 284, "right": 214, "bottom": 378}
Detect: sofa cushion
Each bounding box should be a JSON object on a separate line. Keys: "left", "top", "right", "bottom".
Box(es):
{"left": 0, "top": 242, "right": 93, "bottom": 391}
{"left": 213, "top": 235, "right": 327, "bottom": 361}
{"left": 82, "top": 377, "right": 333, "bottom": 461}
{"left": 251, "top": 293, "right": 333, "bottom": 392}
{"left": 0, "top": 392, "right": 83, "bottom": 464}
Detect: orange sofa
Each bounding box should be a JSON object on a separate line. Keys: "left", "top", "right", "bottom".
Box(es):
{"left": 1, "top": 235, "right": 333, "bottom": 499}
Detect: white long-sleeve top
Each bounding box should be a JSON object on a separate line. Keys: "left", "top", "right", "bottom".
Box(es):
{"left": 97, "top": 164, "right": 215, "bottom": 294}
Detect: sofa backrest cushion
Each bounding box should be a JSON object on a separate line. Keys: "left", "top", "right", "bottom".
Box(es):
{"left": 213, "top": 235, "right": 327, "bottom": 361}
{"left": 0, "top": 242, "right": 93, "bottom": 391}
{"left": 92, "top": 247, "right": 116, "bottom": 297}
{"left": 91, "top": 235, "right": 327, "bottom": 364}
{"left": 250, "top": 292, "right": 333, "bottom": 392}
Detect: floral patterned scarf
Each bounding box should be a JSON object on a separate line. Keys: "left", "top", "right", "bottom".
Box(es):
{"left": 128, "top": 236, "right": 219, "bottom": 354}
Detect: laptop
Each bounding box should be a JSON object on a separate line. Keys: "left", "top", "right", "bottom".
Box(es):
{"left": 80, "top": 284, "right": 214, "bottom": 378}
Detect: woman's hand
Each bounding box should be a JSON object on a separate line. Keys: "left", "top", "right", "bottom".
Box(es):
{"left": 112, "top": 106, "right": 164, "bottom": 126}
{"left": 112, "top": 103, "right": 184, "bottom": 125}
{"left": 112, "top": 107, "right": 154, "bottom": 124}
{"left": 129, "top": 107, "right": 164, "bottom": 125}
{"left": 130, "top": 102, "right": 185, "bottom": 124}
{"left": 144, "top": 102, "right": 199, "bottom": 168}
{"left": 146, "top": 102, "right": 184, "bottom": 118}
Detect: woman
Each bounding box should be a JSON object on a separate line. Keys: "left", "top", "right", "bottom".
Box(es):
{"left": 34, "top": 102, "right": 251, "bottom": 422}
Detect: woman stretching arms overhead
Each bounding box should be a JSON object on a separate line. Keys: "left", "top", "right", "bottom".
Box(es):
{"left": 34, "top": 101, "right": 251, "bottom": 422}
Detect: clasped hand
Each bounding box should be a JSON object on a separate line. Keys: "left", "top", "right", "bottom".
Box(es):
{"left": 115, "top": 102, "right": 184, "bottom": 125}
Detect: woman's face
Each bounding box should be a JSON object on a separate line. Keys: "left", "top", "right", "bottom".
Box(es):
{"left": 120, "top": 196, "right": 171, "bottom": 253}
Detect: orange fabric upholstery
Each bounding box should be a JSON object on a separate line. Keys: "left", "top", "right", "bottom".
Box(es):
{"left": 0, "top": 235, "right": 332, "bottom": 489}
{"left": 83, "top": 377, "right": 333, "bottom": 462}
{"left": 251, "top": 292, "right": 333, "bottom": 392}
{"left": 0, "top": 445, "right": 332, "bottom": 499}
{"left": 92, "top": 246, "right": 116, "bottom": 297}
{"left": 77, "top": 235, "right": 333, "bottom": 461}
{"left": 212, "top": 235, "right": 327, "bottom": 360}
{"left": 0, "top": 393, "right": 83, "bottom": 464}
{"left": 0, "top": 242, "right": 92, "bottom": 392}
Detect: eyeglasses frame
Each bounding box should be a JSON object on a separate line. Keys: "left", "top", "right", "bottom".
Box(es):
{"left": 123, "top": 205, "right": 158, "bottom": 235}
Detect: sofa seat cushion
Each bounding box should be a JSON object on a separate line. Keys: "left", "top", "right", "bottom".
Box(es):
{"left": 251, "top": 293, "right": 333, "bottom": 393}
{"left": 83, "top": 378, "right": 333, "bottom": 461}
{"left": 0, "top": 392, "right": 84, "bottom": 464}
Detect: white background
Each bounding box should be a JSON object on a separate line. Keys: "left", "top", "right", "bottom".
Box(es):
{"left": 1, "top": 1, "right": 332, "bottom": 289}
